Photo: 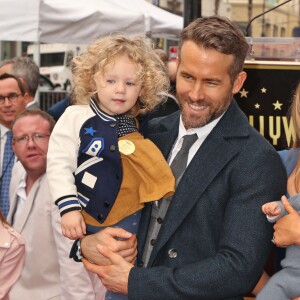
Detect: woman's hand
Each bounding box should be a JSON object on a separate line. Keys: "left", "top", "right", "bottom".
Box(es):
{"left": 273, "top": 196, "right": 300, "bottom": 247}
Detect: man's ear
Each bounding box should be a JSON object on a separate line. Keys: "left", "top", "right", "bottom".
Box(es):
{"left": 232, "top": 71, "right": 247, "bottom": 94}
{"left": 18, "top": 77, "right": 32, "bottom": 104}
{"left": 23, "top": 92, "right": 33, "bottom": 105}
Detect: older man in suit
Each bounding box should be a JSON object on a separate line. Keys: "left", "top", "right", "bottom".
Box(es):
{"left": 79, "top": 16, "right": 286, "bottom": 299}
{"left": 7, "top": 109, "right": 105, "bottom": 300}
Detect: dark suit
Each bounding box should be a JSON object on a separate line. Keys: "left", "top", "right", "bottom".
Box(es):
{"left": 128, "top": 100, "right": 286, "bottom": 300}
{"left": 47, "top": 97, "right": 70, "bottom": 121}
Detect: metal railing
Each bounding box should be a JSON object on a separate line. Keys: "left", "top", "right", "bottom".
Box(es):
{"left": 39, "top": 90, "right": 69, "bottom": 111}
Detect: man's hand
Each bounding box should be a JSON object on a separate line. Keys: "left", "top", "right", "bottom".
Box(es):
{"left": 83, "top": 245, "right": 133, "bottom": 295}
{"left": 81, "top": 227, "right": 137, "bottom": 265}
{"left": 273, "top": 196, "right": 300, "bottom": 247}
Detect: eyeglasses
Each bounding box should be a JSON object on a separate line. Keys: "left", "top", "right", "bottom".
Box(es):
{"left": 0, "top": 93, "right": 22, "bottom": 105}
{"left": 13, "top": 133, "right": 50, "bottom": 145}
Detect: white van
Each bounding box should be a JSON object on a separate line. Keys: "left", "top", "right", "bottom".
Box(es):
{"left": 27, "top": 43, "right": 87, "bottom": 90}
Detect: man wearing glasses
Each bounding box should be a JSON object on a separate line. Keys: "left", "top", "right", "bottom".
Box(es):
{"left": 0, "top": 57, "right": 40, "bottom": 109}
{"left": 0, "top": 73, "right": 31, "bottom": 217}
{"left": 6, "top": 109, "right": 105, "bottom": 300}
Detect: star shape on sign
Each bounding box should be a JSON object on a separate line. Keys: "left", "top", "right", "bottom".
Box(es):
{"left": 273, "top": 100, "right": 283, "bottom": 110}
{"left": 254, "top": 103, "right": 260, "bottom": 109}
{"left": 84, "top": 127, "right": 97, "bottom": 136}
{"left": 239, "top": 88, "right": 249, "bottom": 98}
{"left": 261, "top": 87, "right": 267, "bottom": 93}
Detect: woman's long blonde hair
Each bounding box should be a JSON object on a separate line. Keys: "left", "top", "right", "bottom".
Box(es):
{"left": 289, "top": 82, "right": 300, "bottom": 192}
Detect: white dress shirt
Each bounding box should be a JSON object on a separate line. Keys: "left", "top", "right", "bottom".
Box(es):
{"left": 169, "top": 114, "right": 224, "bottom": 166}
{"left": 12, "top": 175, "right": 26, "bottom": 225}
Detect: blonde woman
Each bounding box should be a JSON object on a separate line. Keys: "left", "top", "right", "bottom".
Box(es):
{"left": 255, "top": 82, "right": 300, "bottom": 300}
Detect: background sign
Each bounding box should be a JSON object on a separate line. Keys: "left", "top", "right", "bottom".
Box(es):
{"left": 236, "top": 61, "right": 300, "bottom": 150}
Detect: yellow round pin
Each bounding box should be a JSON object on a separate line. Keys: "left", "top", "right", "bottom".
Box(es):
{"left": 118, "top": 140, "right": 135, "bottom": 155}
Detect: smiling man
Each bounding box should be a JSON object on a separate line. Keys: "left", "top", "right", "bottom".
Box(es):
{"left": 81, "top": 16, "right": 287, "bottom": 299}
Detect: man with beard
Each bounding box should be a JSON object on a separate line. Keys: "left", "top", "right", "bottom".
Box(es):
{"left": 76, "top": 16, "right": 286, "bottom": 299}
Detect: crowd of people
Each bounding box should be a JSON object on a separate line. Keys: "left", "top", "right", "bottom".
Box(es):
{"left": 0, "top": 15, "right": 300, "bottom": 300}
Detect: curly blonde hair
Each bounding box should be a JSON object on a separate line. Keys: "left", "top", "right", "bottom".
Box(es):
{"left": 72, "top": 35, "right": 170, "bottom": 117}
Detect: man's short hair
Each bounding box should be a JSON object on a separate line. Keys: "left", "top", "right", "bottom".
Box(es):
{"left": 0, "top": 57, "right": 40, "bottom": 97}
{"left": 0, "top": 73, "right": 26, "bottom": 95}
{"left": 12, "top": 109, "right": 56, "bottom": 133}
{"left": 179, "top": 16, "right": 249, "bottom": 81}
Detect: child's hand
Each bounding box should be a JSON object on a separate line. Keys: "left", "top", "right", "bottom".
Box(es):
{"left": 61, "top": 211, "right": 86, "bottom": 240}
{"left": 262, "top": 201, "right": 281, "bottom": 217}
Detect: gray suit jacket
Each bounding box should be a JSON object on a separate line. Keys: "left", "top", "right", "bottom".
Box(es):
{"left": 129, "top": 100, "right": 286, "bottom": 300}
{"left": 7, "top": 162, "right": 105, "bottom": 300}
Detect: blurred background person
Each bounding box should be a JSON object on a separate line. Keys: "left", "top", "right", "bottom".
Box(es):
{"left": 0, "top": 57, "right": 40, "bottom": 109}
{"left": 147, "top": 48, "right": 179, "bottom": 119}
{"left": 167, "top": 59, "right": 177, "bottom": 97}
{"left": 0, "top": 73, "right": 31, "bottom": 217}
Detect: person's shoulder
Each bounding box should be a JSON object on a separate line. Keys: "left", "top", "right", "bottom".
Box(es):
{"left": 47, "top": 97, "right": 70, "bottom": 121}
{"left": 278, "top": 148, "right": 299, "bottom": 172}
{"left": 224, "top": 106, "right": 280, "bottom": 160}
{"left": 0, "top": 223, "right": 24, "bottom": 249}
{"left": 59, "top": 104, "right": 92, "bottom": 121}
{"left": 278, "top": 148, "right": 299, "bottom": 159}
{"left": 247, "top": 124, "right": 274, "bottom": 147}
{"left": 8, "top": 227, "right": 25, "bottom": 247}
{"left": 245, "top": 127, "right": 280, "bottom": 157}
{"left": 0, "top": 223, "right": 11, "bottom": 247}
{"left": 48, "top": 97, "right": 70, "bottom": 111}
{"left": 64, "top": 104, "right": 89, "bottom": 113}
{"left": 240, "top": 130, "right": 285, "bottom": 175}
{"left": 148, "top": 111, "right": 179, "bottom": 131}
{"left": 230, "top": 105, "right": 273, "bottom": 149}
{"left": 220, "top": 102, "right": 273, "bottom": 149}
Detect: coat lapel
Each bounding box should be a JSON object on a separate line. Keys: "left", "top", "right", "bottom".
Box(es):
{"left": 6, "top": 192, "right": 18, "bottom": 225}
{"left": 147, "top": 100, "right": 251, "bottom": 265}
{"left": 6, "top": 162, "right": 25, "bottom": 226}
{"left": 12, "top": 178, "right": 41, "bottom": 233}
